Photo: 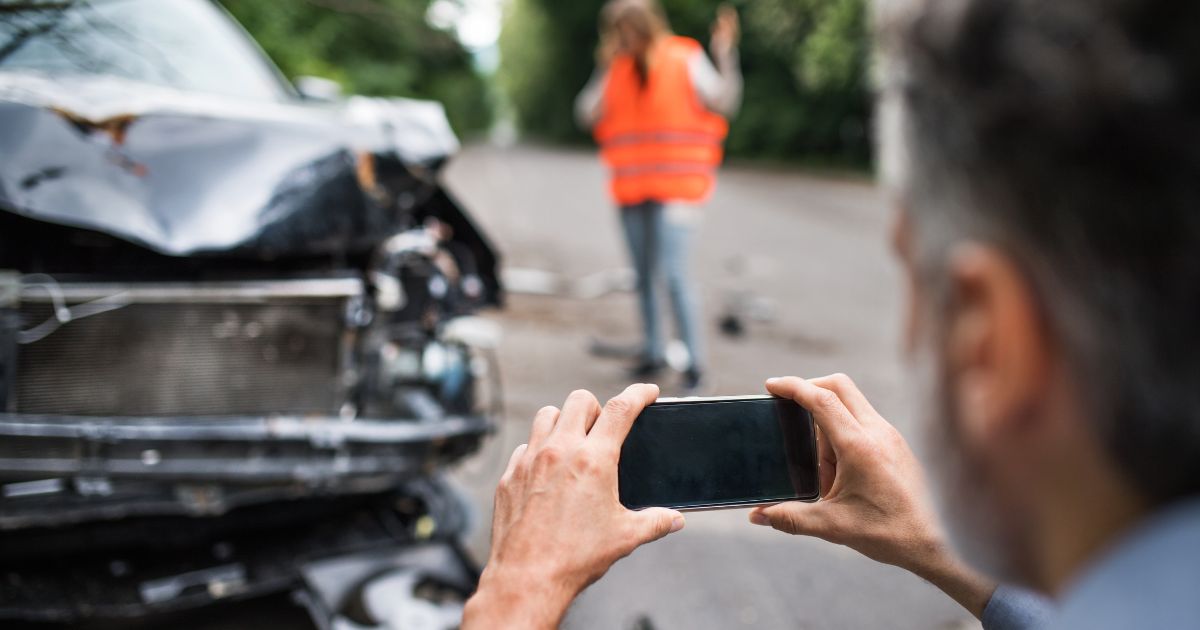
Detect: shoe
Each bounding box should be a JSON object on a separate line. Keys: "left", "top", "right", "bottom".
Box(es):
{"left": 628, "top": 358, "right": 667, "bottom": 379}
{"left": 682, "top": 368, "right": 708, "bottom": 395}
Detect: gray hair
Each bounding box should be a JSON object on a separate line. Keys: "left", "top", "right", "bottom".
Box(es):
{"left": 875, "top": 0, "right": 1200, "bottom": 504}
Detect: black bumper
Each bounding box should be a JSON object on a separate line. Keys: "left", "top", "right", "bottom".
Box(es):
{"left": 0, "top": 412, "right": 490, "bottom": 529}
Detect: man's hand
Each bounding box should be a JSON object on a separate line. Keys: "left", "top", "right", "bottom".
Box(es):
{"left": 749, "top": 375, "right": 997, "bottom": 618}
{"left": 462, "top": 384, "right": 684, "bottom": 629}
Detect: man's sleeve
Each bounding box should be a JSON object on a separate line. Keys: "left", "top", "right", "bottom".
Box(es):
{"left": 982, "top": 584, "right": 1056, "bottom": 630}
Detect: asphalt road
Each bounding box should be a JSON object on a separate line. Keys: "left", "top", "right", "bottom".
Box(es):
{"left": 444, "top": 143, "right": 979, "bottom": 630}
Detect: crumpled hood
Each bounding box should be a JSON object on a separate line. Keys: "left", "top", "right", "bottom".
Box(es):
{"left": 0, "top": 71, "right": 460, "bottom": 257}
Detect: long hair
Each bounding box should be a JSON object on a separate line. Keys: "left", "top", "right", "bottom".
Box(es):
{"left": 601, "top": 0, "right": 672, "bottom": 86}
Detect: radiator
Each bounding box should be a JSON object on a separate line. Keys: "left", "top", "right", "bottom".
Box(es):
{"left": 11, "top": 279, "right": 361, "bottom": 417}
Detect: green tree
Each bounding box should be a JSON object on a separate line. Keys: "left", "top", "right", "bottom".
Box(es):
{"left": 498, "top": 0, "right": 871, "bottom": 166}
{"left": 218, "top": 0, "right": 492, "bottom": 136}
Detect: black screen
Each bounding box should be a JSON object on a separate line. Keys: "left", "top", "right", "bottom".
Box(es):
{"left": 618, "top": 397, "right": 819, "bottom": 510}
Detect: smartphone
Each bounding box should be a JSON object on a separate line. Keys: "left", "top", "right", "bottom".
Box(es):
{"left": 618, "top": 395, "right": 819, "bottom": 511}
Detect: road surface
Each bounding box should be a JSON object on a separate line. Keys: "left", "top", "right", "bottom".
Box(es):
{"left": 444, "top": 143, "right": 979, "bottom": 630}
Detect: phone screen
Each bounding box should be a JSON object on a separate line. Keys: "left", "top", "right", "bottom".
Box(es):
{"left": 618, "top": 396, "right": 819, "bottom": 510}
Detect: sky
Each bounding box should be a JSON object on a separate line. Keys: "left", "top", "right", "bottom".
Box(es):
{"left": 427, "top": 0, "right": 504, "bottom": 50}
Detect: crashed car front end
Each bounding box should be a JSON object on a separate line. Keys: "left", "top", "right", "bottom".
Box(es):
{"left": 0, "top": 274, "right": 493, "bottom": 525}
{"left": 0, "top": 3, "right": 502, "bottom": 624}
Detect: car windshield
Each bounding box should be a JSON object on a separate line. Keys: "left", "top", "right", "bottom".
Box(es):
{"left": 0, "top": 0, "right": 293, "bottom": 101}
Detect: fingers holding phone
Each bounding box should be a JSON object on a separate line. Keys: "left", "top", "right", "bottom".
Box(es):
{"left": 618, "top": 395, "right": 820, "bottom": 510}
{"left": 751, "top": 375, "right": 947, "bottom": 572}
{"left": 468, "top": 375, "right": 999, "bottom": 627}
{"left": 467, "top": 384, "right": 685, "bottom": 629}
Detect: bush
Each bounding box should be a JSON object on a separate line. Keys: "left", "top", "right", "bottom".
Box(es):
{"left": 218, "top": 0, "right": 492, "bottom": 136}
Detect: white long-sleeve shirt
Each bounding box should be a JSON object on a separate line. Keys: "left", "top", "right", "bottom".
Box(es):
{"left": 574, "top": 45, "right": 742, "bottom": 129}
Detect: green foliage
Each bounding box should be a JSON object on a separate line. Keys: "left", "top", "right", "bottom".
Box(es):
{"left": 498, "top": 0, "right": 871, "bottom": 166}
{"left": 218, "top": 0, "right": 491, "bottom": 136}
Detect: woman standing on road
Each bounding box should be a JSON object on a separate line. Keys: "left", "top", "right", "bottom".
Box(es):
{"left": 576, "top": 0, "right": 741, "bottom": 393}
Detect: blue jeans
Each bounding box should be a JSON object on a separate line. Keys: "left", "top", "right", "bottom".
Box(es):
{"left": 619, "top": 200, "right": 703, "bottom": 371}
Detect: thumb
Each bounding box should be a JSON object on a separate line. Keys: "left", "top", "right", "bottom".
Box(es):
{"left": 749, "top": 502, "right": 834, "bottom": 539}
{"left": 631, "top": 507, "right": 686, "bottom": 544}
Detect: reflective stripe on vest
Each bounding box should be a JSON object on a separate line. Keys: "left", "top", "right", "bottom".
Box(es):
{"left": 594, "top": 36, "right": 728, "bottom": 206}
{"left": 600, "top": 131, "right": 725, "bottom": 148}
{"left": 611, "top": 163, "right": 717, "bottom": 177}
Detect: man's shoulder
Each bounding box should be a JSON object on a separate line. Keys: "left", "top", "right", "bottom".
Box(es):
{"left": 1057, "top": 499, "right": 1200, "bottom": 629}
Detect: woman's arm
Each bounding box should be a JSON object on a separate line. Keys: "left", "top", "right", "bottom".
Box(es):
{"left": 690, "top": 4, "right": 743, "bottom": 117}
{"left": 574, "top": 67, "right": 609, "bottom": 130}
{"left": 575, "top": 33, "right": 619, "bottom": 130}
{"left": 687, "top": 49, "right": 742, "bottom": 117}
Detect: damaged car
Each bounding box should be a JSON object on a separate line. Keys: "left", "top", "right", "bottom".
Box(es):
{"left": 0, "top": 0, "right": 502, "bottom": 627}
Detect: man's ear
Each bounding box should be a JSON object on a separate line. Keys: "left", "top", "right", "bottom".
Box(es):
{"left": 945, "top": 243, "right": 1050, "bottom": 449}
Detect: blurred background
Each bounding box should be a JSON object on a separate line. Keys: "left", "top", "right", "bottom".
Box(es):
{"left": 221, "top": 0, "right": 872, "bottom": 166}
{"left": 0, "top": 0, "right": 974, "bottom": 628}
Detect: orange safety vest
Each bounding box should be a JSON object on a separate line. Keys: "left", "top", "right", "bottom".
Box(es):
{"left": 595, "top": 36, "right": 729, "bottom": 206}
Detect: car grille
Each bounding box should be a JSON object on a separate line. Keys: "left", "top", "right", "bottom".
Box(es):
{"left": 13, "top": 285, "right": 355, "bottom": 417}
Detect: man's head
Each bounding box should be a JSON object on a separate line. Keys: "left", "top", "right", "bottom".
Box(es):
{"left": 877, "top": 0, "right": 1200, "bottom": 589}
